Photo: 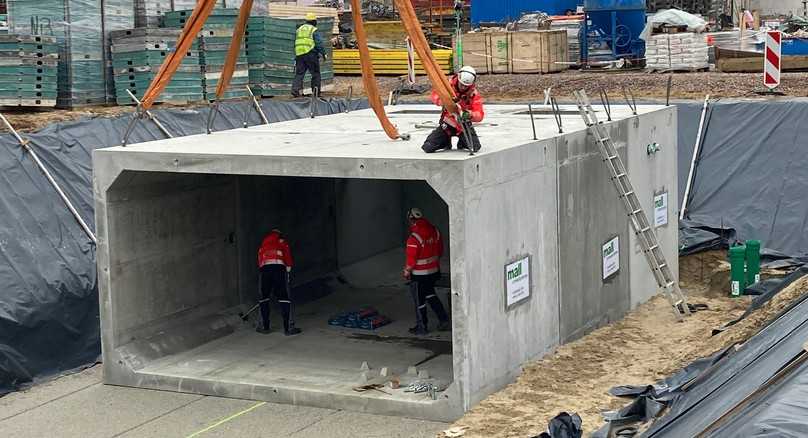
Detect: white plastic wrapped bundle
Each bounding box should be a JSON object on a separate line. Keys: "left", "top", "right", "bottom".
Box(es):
{"left": 645, "top": 33, "right": 709, "bottom": 72}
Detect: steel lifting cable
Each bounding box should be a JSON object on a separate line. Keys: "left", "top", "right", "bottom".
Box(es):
{"left": 350, "top": 0, "right": 403, "bottom": 140}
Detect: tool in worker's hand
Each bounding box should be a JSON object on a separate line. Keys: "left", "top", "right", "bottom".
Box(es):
{"left": 239, "top": 303, "right": 260, "bottom": 321}
{"left": 240, "top": 274, "right": 262, "bottom": 321}
{"left": 457, "top": 115, "right": 479, "bottom": 156}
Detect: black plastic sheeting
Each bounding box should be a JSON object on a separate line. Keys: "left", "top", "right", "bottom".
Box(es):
{"left": 593, "top": 267, "right": 808, "bottom": 437}
{"left": 532, "top": 412, "right": 584, "bottom": 438}
{"left": 677, "top": 100, "right": 808, "bottom": 258}
{"left": 0, "top": 97, "right": 367, "bottom": 395}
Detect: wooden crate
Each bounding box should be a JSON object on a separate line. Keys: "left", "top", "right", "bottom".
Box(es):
{"left": 510, "top": 30, "right": 568, "bottom": 74}
{"left": 489, "top": 32, "right": 511, "bottom": 74}
{"left": 461, "top": 32, "right": 490, "bottom": 74}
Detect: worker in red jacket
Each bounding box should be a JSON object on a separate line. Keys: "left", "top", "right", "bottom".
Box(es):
{"left": 422, "top": 65, "right": 484, "bottom": 153}
{"left": 402, "top": 208, "right": 450, "bottom": 335}
{"left": 256, "top": 229, "right": 301, "bottom": 336}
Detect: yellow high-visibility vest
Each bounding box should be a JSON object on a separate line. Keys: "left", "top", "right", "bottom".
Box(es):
{"left": 295, "top": 24, "right": 316, "bottom": 56}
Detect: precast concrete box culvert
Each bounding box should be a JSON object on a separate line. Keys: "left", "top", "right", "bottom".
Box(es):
{"left": 94, "top": 104, "right": 678, "bottom": 421}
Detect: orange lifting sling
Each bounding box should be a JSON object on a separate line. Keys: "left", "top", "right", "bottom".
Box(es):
{"left": 133, "top": 0, "right": 456, "bottom": 143}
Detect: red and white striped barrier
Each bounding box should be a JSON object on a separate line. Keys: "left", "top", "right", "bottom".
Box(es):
{"left": 406, "top": 37, "right": 416, "bottom": 85}
{"left": 764, "top": 30, "right": 782, "bottom": 90}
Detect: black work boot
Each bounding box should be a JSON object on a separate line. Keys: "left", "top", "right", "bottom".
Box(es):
{"left": 408, "top": 325, "right": 428, "bottom": 335}
{"left": 256, "top": 326, "right": 271, "bottom": 334}
{"left": 285, "top": 327, "right": 302, "bottom": 336}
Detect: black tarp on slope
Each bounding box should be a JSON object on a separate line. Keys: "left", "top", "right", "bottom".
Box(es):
{"left": 676, "top": 100, "right": 808, "bottom": 257}
{"left": 645, "top": 269, "right": 808, "bottom": 437}
{"left": 0, "top": 98, "right": 367, "bottom": 395}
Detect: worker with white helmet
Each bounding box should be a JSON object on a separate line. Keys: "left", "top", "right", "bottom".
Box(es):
{"left": 402, "top": 207, "right": 450, "bottom": 335}
{"left": 292, "top": 13, "right": 327, "bottom": 98}
{"left": 422, "top": 65, "right": 485, "bottom": 153}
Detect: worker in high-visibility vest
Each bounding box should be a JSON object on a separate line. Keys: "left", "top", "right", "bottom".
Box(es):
{"left": 402, "top": 208, "right": 450, "bottom": 335}
{"left": 292, "top": 13, "right": 328, "bottom": 98}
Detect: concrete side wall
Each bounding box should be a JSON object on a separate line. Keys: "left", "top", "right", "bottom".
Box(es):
{"left": 105, "top": 172, "right": 239, "bottom": 347}
{"left": 627, "top": 107, "right": 679, "bottom": 306}
{"left": 335, "top": 179, "right": 404, "bottom": 267}
{"left": 557, "top": 123, "right": 632, "bottom": 342}
{"left": 460, "top": 140, "right": 560, "bottom": 408}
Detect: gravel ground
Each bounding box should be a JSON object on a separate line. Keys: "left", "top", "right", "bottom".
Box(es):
{"left": 332, "top": 70, "right": 808, "bottom": 102}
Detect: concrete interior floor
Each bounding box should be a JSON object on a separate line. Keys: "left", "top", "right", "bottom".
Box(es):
{"left": 138, "top": 249, "right": 454, "bottom": 404}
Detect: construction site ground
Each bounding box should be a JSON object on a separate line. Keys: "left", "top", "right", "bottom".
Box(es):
{"left": 332, "top": 71, "right": 808, "bottom": 102}
{"left": 1, "top": 74, "right": 805, "bottom": 437}
{"left": 0, "top": 365, "right": 445, "bottom": 438}
{"left": 2, "top": 252, "right": 802, "bottom": 438}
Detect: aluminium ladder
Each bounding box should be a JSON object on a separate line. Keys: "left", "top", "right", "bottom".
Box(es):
{"left": 573, "top": 90, "right": 691, "bottom": 320}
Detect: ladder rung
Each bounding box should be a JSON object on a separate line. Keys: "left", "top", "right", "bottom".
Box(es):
{"left": 607, "top": 155, "right": 618, "bottom": 160}
{"left": 665, "top": 281, "right": 676, "bottom": 288}
{"left": 615, "top": 173, "right": 626, "bottom": 179}
{"left": 621, "top": 191, "right": 635, "bottom": 198}
{"left": 639, "top": 226, "right": 650, "bottom": 233}
{"left": 648, "top": 244, "right": 659, "bottom": 251}
{"left": 659, "top": 263, "right": 667, "bottom": 269}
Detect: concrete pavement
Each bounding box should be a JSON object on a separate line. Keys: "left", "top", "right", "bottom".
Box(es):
{"left": 0, "top": 366, "right": 447, "bottom": 438}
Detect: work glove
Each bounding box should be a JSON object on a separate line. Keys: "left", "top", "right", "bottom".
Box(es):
{"left": 402, "top": 267, "right": 412, "bottom": 280}
{"left": 460, "top": 110, "right": 472, "bottom": 122}
{"left": 321, "top": 53, "right": 328, "bottom": 61}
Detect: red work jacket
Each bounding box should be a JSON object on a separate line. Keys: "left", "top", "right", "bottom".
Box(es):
{"left": 257, "top": 231, "right": 294, "bottom": 269}
{"left": 405, "top": 218, "right": 443, "bottom": 276}
{"left": 430, "top": 75, "right": 484, "bottom": 133}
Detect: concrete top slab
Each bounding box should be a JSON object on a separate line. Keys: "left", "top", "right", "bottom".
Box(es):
{"left": 96, "top": 104, "right": 668, "bottom": 162}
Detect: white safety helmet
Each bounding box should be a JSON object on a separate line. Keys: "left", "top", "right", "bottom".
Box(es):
{"left": 407, "top": 207, "right": 424, "bottom": 220}
{"left": 457, "top": 66, "right": 477, "bottom": 87}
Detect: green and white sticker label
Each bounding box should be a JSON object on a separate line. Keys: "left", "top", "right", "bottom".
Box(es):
{"left": 505, "top": 256, "right": 531, "bottom": 308}
{"left": 654, "top": 192, "right": 668, "bottom": 227}
{"left": 602, "top": 236, "right": 620, "bottom": 280}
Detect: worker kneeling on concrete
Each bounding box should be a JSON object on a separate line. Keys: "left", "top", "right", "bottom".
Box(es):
{"left": 402, "top": 208, "right": 450, "bottom": 335}
{"left": 292, "top": 13, "right": 327, "bottom": 98}
{"left": 256, "top": 229, "right": 302, "bottom": 336}
{"left": 422, "top": 65, "right": 484, "bottom": 153}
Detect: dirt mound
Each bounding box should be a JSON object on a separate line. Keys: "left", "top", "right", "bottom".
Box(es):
{"left": 443, "top": 260, "right": 808, "bottom": 438}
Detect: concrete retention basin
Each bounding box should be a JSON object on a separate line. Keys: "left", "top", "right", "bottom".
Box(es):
{"left": 93, "top": 103, "right": 678, "bottom": 421}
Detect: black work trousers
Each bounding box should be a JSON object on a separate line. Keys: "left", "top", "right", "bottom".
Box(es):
{"left": 291, "top": 51, "right": 321, "bottom": 97}
{"left": 421, "top": 122, "right": 481, "bottom": 154}
{"left": 410, "top": 272, "right": 449, "bottom": 329}
{"left": 259, "top": 265, "right": 293, "bottom": 331}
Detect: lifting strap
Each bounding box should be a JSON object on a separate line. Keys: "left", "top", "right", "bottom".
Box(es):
{"left": 215, "top": 0, "right": 252, "bottom": 99}
{"left": 140, "top": 0, "right": 219, "bottom": 110}
{"left": 393, "top": 0, "right": 457, "bottom": 114}
{"left": 350, "top": 0, "right": 402, "bottom": 140}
